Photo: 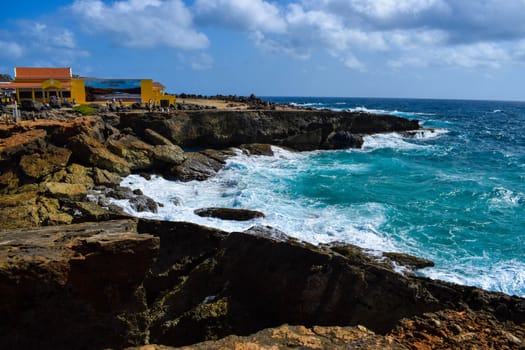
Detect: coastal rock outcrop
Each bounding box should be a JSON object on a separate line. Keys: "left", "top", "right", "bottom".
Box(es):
{"left": 0, "top": 219, "right": 159, "bottom": 350}
{"left": 118, "top": 110, "right": 420, "bottom": 151}
{"left": 194, "top": 207, "right": 265, "bottom": 221}
{"left": 4, "top": 106, "right": 521, "bottom": 350}
{"left": 1, "top": 219, "right": 523, "bottom": 349}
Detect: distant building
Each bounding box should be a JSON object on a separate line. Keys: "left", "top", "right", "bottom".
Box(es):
{"left": 6, "top": 67, "right": 174, "bottom": 105}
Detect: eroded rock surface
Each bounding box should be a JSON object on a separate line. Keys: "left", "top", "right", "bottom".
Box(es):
{"left": 0, "top": 219, "right": 159, "bottom": 350}
{"left": 0, "top": 219, "right": 523, "bottom": 349}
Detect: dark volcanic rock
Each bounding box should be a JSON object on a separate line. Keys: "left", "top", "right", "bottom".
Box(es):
{"left": 240, "top": 143, "right": 274, "bottom": 156}
{"left": 135, "top": 221, "right": 525, "bottom": 347}
{"left": 118, "top": 110, "right": 420, "bottom": 151}
{"left": 0, "top": 220, "right": 159, "bottom": 350}
{"left": 324, "top": 131, "right": 364, "bottom": 149}
{"left": 130, "top": 195, "right": 159, "bottom": 213}
{"left": 170, "top": 151, "right": 227, "bottom": 181}
{"left": 194, "top": 207, "right": 265, "bottom": 221}
{"left": 0, "top": 219, "right": 524, "bottom": 349}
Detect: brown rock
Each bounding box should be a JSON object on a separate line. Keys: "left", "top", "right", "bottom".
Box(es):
{"left": 240, "top": 143, "right": 274, "bottom": 156}
{"left": 108, "top": 135, "right": 155, "bottom": 171}
{"left": 45, "top": 163, "right": 95, "bottom": 189}
{"left": 170, "top": 151, "right": 226, "bottom": 181}
{"left": 0, "top": 219, "right": 160, "bottom": 350}
{"left": 144, "top": 128, "right": 174, "bottom": 146}
{"left": 45, "top": 182, "right": 88, "bottom": 200}
{"left": 153, "top": 144, "right": 185, "bottom": 165}
{"left": 163, "top": 324, "right": 408, "bottom": 350}
{"left": 69, "top": 133, "right": 130, "bottom": 175}
{"left": 93, "top": 167, "right": 122, "bottom": 186}
{"left": 0, "top": 170, "right": 20, "bottom": 193}
{"left": 0, "top": 129, "right": 47, "bottom": 161}
{"left": 19, "top": 146, "right": 72, "bottom": 179}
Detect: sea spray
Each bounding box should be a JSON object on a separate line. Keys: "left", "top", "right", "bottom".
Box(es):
{"left": 115, "top": 97, "right": 525, "bottom": 297}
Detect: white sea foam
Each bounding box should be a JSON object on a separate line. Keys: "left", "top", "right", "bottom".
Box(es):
{"left": 361, "top": 133, "right": 426, "bottom": 151}
{"left": 409, "top": 128, "right": 449, "bottom": 139}
{"left": 115, "top": 148, "right": 397, "bottom": 252}
{"left": 489, "top": 187, "right": 524, "bottom": 207}
{"left": 113, "top": 139, "right": 523, "bottom": 297}
{"left": 420, "top": 258, "right": 525, "bottom": 297}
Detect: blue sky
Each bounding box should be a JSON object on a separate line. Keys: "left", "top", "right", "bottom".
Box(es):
{"left": 1, "top": 0, "right": 525, "bottom": 100}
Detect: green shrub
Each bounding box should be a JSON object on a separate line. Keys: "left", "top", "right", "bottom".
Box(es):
{"left": 73, "top": 104, "right": 95, "bottom": 116}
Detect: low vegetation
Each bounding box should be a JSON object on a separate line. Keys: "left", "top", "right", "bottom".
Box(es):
{"left": 73, "top": 104, "right": 95, "bottom": 116}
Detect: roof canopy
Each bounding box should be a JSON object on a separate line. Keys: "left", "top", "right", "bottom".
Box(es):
{"left": 14, "top": 67, "right": 72, "bottom": 80}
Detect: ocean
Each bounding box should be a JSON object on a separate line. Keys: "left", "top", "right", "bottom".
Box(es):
{"left": 114, "top": 97, "right": 525, "bottom": 297}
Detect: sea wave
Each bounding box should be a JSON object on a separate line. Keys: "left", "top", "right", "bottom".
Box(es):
{"left": 420, "top": 258, "right": 525, "bottom": 297}
{"left": 361, "top": 132, "right": 436, "bottom": 151}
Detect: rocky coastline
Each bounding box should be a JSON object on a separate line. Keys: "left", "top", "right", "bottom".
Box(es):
{"left": 0, "top": 106, "right": 523, "bottom": 349}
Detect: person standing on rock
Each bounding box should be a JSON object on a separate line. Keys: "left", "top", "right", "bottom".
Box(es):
{"left": 11, "top": 95, "right": 19, "bottom": 123}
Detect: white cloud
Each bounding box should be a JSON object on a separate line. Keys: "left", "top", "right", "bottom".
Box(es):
{"left": 389, "top": 42, "right": 512, "bottom": 69}
{"left": 1, "top": 21, "right": 90, "bottom": 66}
{"left": 341, "top": 54, "right": 366, "bottom": 71}
{"left": 190, "top": 0, "right": 525, "bottom": 72}
{"left": 194, "top": 0, "right": 286, "bottom": 33}
{"left": 71, "top": 0, "right": 209, "bottom": 50}
{"left": 348, "top": 0, "right": 449, "bottom": 19}
{"left": 0, "top": 41, "right": 24, "bottom": 59}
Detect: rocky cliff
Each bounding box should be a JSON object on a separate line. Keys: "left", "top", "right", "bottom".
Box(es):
{"left": 0, "top": 109, "right": 523, "bottom": 349}
{"left": 0, "top": 219, "right": 523, "bottom": 349}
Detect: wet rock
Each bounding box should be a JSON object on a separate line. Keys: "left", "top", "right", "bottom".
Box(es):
{"left": 383, "top": 252, "right": 435, "bottom": 271}
{"left": 108, "top": 186, "right": 135, "bottom": 200}
{"left": 283, "top": 128, "right": 323, "bottom": 151}
{"left": 130, "top": 195, "right": 159, "bottom": 213}
{"left": 325, "top": 131, "right": 364, "bottom": 149}
{"left": 194, "top": 207, "right": 265, "bottom": 221}
{"left": 170, "top": 152, "right": 225, "bottom": 181}
{"left": 244, "top": 225, "right": 292, "bottom": 242}
{"left": 240, "top": 143, "right": 274, "bottom": 156}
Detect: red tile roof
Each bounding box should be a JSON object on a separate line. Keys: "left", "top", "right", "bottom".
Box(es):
{"left": 153, "top": 82, "right": 165, "bottom": 89}
{"left": 15, "top": 67, "right": 72, "bottom": 80}
{"left": 7, "top": 82, "right": 72, "bottom": 88}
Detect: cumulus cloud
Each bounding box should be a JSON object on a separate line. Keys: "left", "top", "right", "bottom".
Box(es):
{"left": 0, "top": 41, "right": 24, "bottom": 59}
{"left": 71, "top": 0, "right": 209, "bottom": 50}
{"left": 194, "top": 0, "right": 286, "bottom": 33}
{"left": 0, "top": 21, "right": 89, "bottom": 66}
{"left": 193, "top": 0, "right": 525, "bottom": 71}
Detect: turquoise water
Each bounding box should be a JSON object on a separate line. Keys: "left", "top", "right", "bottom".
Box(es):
{"left": 118, "top": 98, "right": 525, "bottom": 296}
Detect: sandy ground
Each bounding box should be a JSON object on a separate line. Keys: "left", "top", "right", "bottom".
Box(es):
{"left": 177, "top": 98, "right": 250, "bottom": 110}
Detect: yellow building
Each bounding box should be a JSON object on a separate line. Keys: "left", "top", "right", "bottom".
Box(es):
{"left": 7, "top": 67, "right": 175, "bottom": 105}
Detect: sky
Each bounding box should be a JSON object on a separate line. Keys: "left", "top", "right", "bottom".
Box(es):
{"left": 1, "top": 0, "right": 525, "bottom": 101}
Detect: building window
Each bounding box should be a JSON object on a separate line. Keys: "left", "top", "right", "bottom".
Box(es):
{"left": 63, "top": 91, "right": 71, "bottom": 98}
{"left": 35, "top": 91, "right": 43, "bottom": 98}
{"left": 19, "top": 90, "right": 33, "bottom": 99}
